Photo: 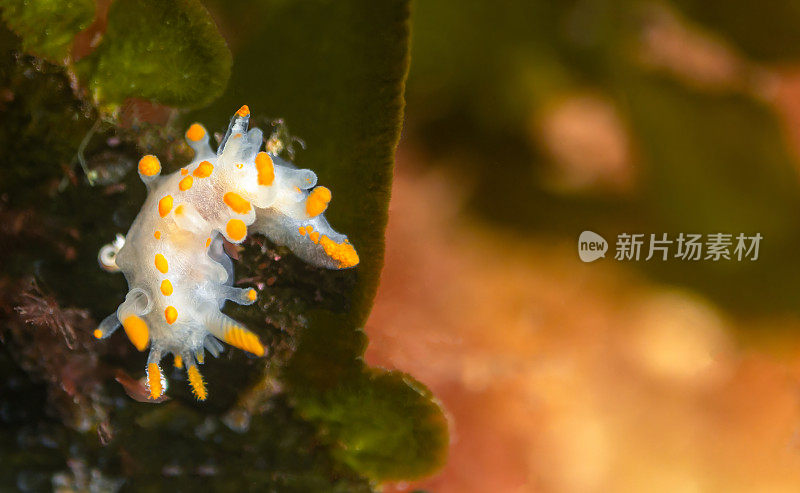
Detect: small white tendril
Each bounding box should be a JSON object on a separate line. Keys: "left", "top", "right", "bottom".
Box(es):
{"left": 98, "top": 233, "right": 126, "bottom": 272}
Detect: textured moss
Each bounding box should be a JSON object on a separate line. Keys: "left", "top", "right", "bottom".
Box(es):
{"left": 0, "top": 0, "right": 94, "bottom": 61}
{"left": 293, "top": 370, "right": 449, "bottom": 481}
{"left": 83, "top": 0, "right": 231, "bottom": 108}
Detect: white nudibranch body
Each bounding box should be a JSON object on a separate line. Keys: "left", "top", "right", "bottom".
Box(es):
{"left": 95, "top": 105, "right": 359, "bottom": 401}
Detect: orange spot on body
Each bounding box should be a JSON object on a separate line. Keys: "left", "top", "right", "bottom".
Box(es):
{"left": 175, "top": 204, "right": 185, "bottom": 215}
{"left": 247, "top": 289, "right": 257, "bottom": 301}
{"left": 310, "top": 231, "right": 320, "bottom": 244}
{"left": 154, "top": 231, "right": 161, "bottom": 239}
{"left": 173, "top": 354, "right": 183, "bottom": 369}
{"left": 193, "top": 160, "right": 214, "bottom": 178}
{"left": 180, "top": 168, "right": 188, "bottom": 175}
{"left": 306, "top": 186, "right": 332, "bottom": 217}
{"left": 255, "top": 152, "right": 274, "bottom": 186}
{"left": 224, "top": 192, "right": 252, "bottom": 214}
{"left": 148, "top": 363, "right": 163, "bottom": 399}
{"left": 158, "top": 195, "right": 173, "bottom": 217}
{"left": 205, "top": 237, "right": 211, "bottom": 248}
{"left": 164, "top": 306, "right": 178, "bottom": 324}
{"left": 160, "top": 279, "right": 173, "bottom": 296}
{"left": 320, "top": 235, "right": 360, "bottom": 268}
{"left": 186, "top": 123, "right": 206, "bottom": 142}
{"left": 122, "top": 315, "right": 149, "bottom": 351}
{"left": 138, "top": 155, "right": 161, "bottom": 176}
{"left": 236, "top": 105, "right": 250, "bottom": 117}
{"left": 188, "top": 365, "right": 207, "bottom": 400}
{"left": 93, "top": 329, "right": 103, "bottom": 339}
{"left": 299, "top": 226, "right": 307, "bottom": 236}
{"left": 179, "top": 175, "right": 193, "bottom": 191}
{"left": 236, "top": 163, "right": 243, "bottom": 169}
{"left": 155, "top": 253, "right": 168, "bottom": 273}
{"left": 226, "top": 219, "right": 247, "bottom": 242}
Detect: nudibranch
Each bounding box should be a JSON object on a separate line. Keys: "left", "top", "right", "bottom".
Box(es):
{"left": 95, "top": 106, "right": 359, "bottom": 401}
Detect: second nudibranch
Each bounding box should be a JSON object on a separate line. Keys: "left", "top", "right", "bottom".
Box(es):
{"left": 95, "top": 105, "right": 359, "bottom": 401}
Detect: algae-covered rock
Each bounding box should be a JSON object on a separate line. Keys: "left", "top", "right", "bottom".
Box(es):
{"left": 0, "top": 0, "right": 447, "bottom": 489}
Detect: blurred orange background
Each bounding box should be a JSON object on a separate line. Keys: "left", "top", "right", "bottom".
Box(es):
{"left": 368, "top": 1, "right": 800, "bottom": 491}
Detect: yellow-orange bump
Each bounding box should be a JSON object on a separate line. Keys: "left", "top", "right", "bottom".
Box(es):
{"left": 154, "top": 230, "right": 161, "bottom": 240}
{"left": 226, "top": 218, "right": 247, "bottom": 242}
{"left": 180, "top": 168, "right": 188, "bottom": 176}
{"left": 179, "top": 175, "right": 193, "bottom": 191}
{"left": 236, "top": 105, "right": 250, "bottom": 117}
{"left": 247, "top": 289, "right": 257, "bottom": 301}
{"left": 148, "top": 363, "right": 163, "bottom": 399}
{"left": 310, "top": 231, "right": 320, "bottom": 244}
{"left": 299, "top": 226, "right": 307, "bottom": 236}
{"left": 175, "top": 204, "right": 185, "bottom": 215}
{"left": 193, "top": 160, "right": 214, "bottom": 178}
{"left": 158, "top": 195, "right": 173, "bottom": 217}
{"left": 255, "top": 152, "right": 274, "bottom": 186}
{"left": 306, "top": 186, "right": 331, "bottom": 217}
{"left": 173, "top": 354, "right": 183, "bottom": 369}
{"left": 164, "top": 306, "right": 178, "bottom": 324}
{"left": 320, "top": 235, "right": 360, "bottom": 268}
{"left": 138, "top": 155, "right": 161, "bottom": 176}
{"left": 186, "top": 123, "right": 206, "bottom": 141}
{"left": 225, "top": 326, "right": 265, "bottom": 357}
{"left": 205, "top": 237, "right": 211, "bottom": 248}
{"left": 155, "top": 253, "right": 168, "bottom": 273}
{"left": 122, "top": 315, "right": 149, "bottom": 351}
{"left": 93, "top": 329, "right": 102, "bottom": 339}
{"left": 160, "top": 279, "right": 173, "bottom": 296}
{"left": 223, "top": 192, "right": 251, "bottom": 214}
{"left": 187, "top": 365, "right": 207, "bottom": 400}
